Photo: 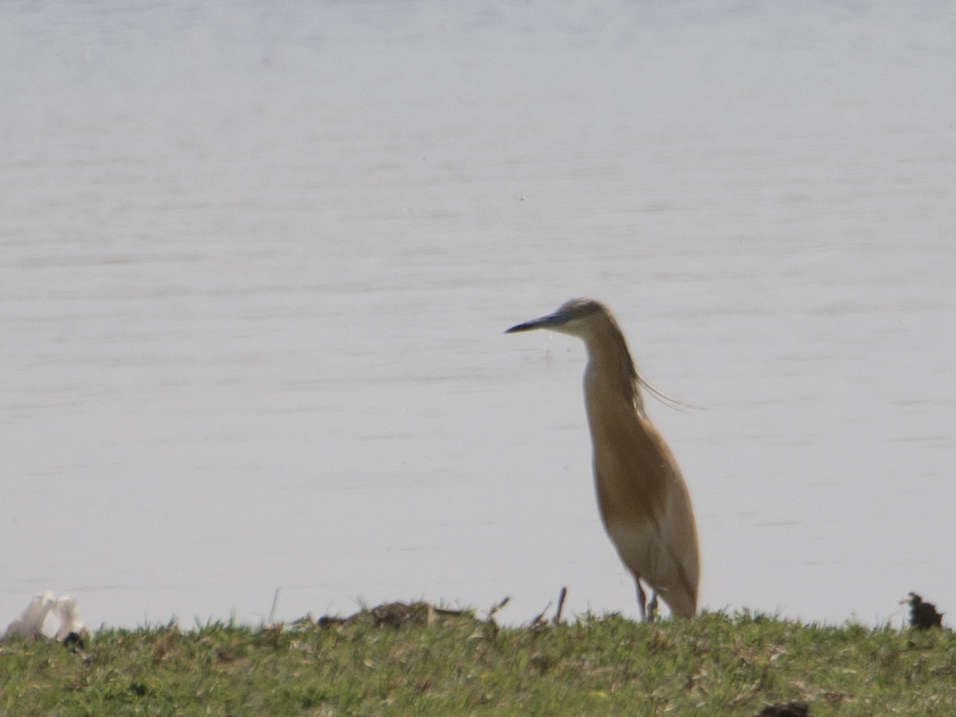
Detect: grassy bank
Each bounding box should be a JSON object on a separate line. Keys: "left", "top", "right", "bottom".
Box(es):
{"left": 2, "top": 603, "right": 954, "bottom": 716}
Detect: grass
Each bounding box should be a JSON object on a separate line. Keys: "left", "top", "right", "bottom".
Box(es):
{"left": 2, "top": 602, "right": 955, "bottom": 716}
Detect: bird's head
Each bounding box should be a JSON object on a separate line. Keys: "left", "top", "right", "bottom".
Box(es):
{"left": 505, "top": 298, "right": 609, "bottom": 339}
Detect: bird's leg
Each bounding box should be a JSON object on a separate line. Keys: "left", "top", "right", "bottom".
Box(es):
{"left": 634, "top": 577, "right": 648, "bottom": 622}
{"left": 647, "top": 592, "right": 659, "bottom": 624}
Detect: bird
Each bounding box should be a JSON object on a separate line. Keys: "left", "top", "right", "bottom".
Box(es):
{"left": 506, "top": 298, "right": 700, "bottom": 620}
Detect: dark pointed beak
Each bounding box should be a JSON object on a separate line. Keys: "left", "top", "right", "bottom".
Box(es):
{"left": 505, "top": 312, "right": 565, "bottom": 334}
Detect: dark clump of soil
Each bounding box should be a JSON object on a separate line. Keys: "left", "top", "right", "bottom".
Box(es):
{"left": 908, "top": 593, "right": 943, "bottom": 630}
{"left": 756, "top": 701, "right": 810, "bottom": 717}
{"left": 318, "top": 601, "right": 469, "bottom": 629}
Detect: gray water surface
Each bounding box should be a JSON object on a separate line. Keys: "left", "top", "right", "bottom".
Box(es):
{"left": 2, "top": 0, "right": 955, "bottom": 629}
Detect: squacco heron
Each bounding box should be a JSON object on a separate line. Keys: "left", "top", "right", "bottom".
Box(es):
{"left": 507, "top": 298, "right": 700, "bottom": 620}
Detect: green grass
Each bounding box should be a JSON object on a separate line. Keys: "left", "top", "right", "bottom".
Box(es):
{"left": 2, "top": 603, "right": 955, "bottom": 716}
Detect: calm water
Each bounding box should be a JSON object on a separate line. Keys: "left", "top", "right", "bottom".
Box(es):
{"left": 2, "top": 0, "right": 955, "bottom": 630}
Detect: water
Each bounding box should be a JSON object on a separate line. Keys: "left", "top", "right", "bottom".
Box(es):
{"left": 2, "top": 0, "right": 955, "bottom": 630}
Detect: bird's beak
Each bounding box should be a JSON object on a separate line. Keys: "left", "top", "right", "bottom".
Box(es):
{"left": 505, "top": 311, "right": 565, "bottom": 334}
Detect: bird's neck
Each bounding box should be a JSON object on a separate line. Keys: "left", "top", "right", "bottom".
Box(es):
{"left": 581, "top": 326, "right": 645, "bottom": 419}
